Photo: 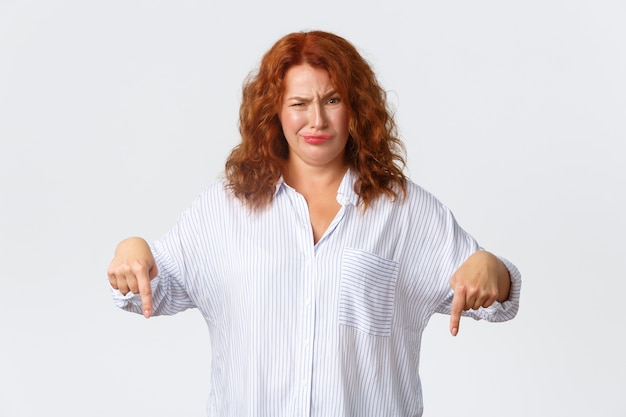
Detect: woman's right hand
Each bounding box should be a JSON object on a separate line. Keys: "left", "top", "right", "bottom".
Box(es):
{"left": 107, "top": 237, "right": 158, "bottom": 318}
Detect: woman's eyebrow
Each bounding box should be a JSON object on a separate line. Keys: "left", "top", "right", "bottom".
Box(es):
{"left": 285, "top": 90, "right": 339, "bottom": 102}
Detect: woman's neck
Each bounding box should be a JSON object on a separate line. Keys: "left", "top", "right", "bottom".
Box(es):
{"left": 282, "top": 160, "right": 348, "bottom": 196}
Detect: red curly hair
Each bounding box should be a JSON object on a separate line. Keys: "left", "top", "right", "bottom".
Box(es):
{"left": 225, "top": 30, "right": 407, "bottom": 211}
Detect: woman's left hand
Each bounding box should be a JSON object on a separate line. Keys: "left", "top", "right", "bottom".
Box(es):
{"left": 448, "top": 251, "right": 511, "bottom": 336}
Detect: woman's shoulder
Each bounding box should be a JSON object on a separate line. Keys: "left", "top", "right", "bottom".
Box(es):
{"left": 403, "top": 178, "right": 443, "bottom": 205}
{"left": 393, "top": 177, "right": 456, "bottom": 218}
{"left": 186, "top": 177, "right": 245, "bottom": 214}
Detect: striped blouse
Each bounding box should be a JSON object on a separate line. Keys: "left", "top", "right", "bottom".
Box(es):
{"left": 112, "top": 169, "right": 521, "bottom": 417}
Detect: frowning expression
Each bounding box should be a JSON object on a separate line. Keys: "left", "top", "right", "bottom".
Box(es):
{"left": 279, "top": 64, "right": 350, "bottom": 170}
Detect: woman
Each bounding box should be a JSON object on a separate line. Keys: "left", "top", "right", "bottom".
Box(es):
{"left": 108, "top": 30, "right": 521, "bottom": 416}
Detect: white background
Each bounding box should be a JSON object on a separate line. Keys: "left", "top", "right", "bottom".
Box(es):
{"left": 1, "top": 0, "right": 624, "bottom": 416}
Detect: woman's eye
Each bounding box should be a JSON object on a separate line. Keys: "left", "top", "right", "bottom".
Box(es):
{"left": 328, "top": 97, "right": 341, "bottom": 104}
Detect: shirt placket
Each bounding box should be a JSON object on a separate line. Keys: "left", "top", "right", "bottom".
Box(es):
{"left": 289, "top": 190, "right": 316, "bottom": 417}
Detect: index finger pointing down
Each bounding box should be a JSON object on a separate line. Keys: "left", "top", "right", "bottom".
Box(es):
{"left": 449, "top": 286, "right": 466, "bottom": 337}
{"left": 136, "top": 269, "right": 153, "bottom": 319}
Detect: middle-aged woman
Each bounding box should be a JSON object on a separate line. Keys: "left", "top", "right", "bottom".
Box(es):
{"left": 108, "top": 30, "right": 521, "bottom": 416}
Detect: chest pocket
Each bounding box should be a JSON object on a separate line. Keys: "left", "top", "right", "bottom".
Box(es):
{"left": 338, "top": 248, "right": 400, "bottom": 337}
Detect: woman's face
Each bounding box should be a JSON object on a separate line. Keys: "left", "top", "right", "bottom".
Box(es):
{"left": 278, "top": 64, "right": 349, "bottom": 171}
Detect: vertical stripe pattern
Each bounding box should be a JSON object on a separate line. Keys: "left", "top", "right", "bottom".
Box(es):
{"left": 112, "top": 169, "right": 522, "bottom": 417}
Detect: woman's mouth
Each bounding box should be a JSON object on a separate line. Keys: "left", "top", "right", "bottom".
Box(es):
{"left": 303, "top": 135, "right": 331, "bottom": 145}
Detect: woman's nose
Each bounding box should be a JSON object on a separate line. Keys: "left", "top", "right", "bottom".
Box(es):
{"left": 310, "top": 103, "right": 328, "bottom": 129}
